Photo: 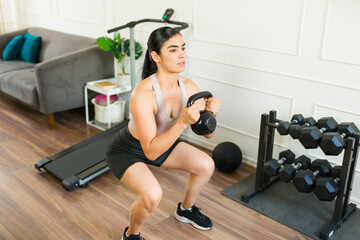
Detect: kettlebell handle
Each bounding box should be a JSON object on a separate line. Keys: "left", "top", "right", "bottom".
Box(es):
{"left": 187, "top": 91, "right": 216, "bottom": 135}
{"left": 187, "top": 91, "right": 213, "bottom": 108}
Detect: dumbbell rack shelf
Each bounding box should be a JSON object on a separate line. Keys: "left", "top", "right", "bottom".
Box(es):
{"left": 241, "top": 110, "right": 359, "bottom": 240}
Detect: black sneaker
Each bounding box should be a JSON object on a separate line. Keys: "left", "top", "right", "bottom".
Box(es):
{"left": 121, "top": 227, "right": 144, "bottom": 240}
{"left": 174, "top": 202, "right": 213, "bottom": 230}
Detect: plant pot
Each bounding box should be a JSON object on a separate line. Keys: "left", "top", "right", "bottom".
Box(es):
{"left": 115, "top": 73, "right": 131, "bottom": 87}
{"left": 114, "top": 58, "right": 131, "bottom": 87}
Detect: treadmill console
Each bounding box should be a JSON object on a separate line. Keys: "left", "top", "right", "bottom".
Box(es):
{"left": 162, "top": 8, "right": 174, "bottom": 22}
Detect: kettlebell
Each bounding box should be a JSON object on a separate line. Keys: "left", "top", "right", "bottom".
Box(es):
{"left": 187, "top": 91, "right": 217, "bottom": 135}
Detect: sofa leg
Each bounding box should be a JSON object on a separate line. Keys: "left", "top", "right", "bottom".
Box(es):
{"left": 45, "top": 113, "right": 55, "bottom": 129}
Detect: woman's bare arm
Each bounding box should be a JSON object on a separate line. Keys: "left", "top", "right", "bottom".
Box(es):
{"left": 130, "top": 79, "right": 199, "bottom": 160}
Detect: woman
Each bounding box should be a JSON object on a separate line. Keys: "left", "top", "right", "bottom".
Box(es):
{"left": 106, "top": 26, "right": 221, "bottom": 240}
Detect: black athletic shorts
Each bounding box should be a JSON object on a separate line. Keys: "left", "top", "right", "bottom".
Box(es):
{"left": 105, "top": 126, "right": 181, "bottom": 180}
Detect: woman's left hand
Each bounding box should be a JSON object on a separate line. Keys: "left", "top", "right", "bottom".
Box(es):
{"left": 205, "top": 97, "right": 221, "bottom": 117}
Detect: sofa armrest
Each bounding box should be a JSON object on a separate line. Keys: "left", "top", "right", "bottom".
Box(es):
{"left": 35, "top": 45, "right": 114, "bottom": 114}
{"left": 0, "top": 28, "right": 29, "bottom": 57}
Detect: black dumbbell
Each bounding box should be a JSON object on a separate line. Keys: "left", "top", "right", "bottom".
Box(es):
{"left": 279, "top": 155, "right": 311, "bottom": 182}
{"left": 299, "top": 117, "right": 338, "bottom": 149}
{"left": 292, "top": 159, "right": 332, "bottom": 193}
{"left": 277, "top": 114, "right": 304, "bottom": 135}
{"left": 289, "top": 117, "right": 317, "bottom": 139}
{"left": 319, "top": 122, "right": 359, "bottom": 156}
{"left": 313, "top": 166, "right": 342, "bottom": 201}
{"left": 263, "top": 150, "right": 295, "bottom": 178}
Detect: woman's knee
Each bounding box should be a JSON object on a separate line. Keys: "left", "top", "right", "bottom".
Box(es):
{"left": 205, "top": 156, "right": 215, "bottom": 175}
{"left": 139, "top": 186, "right": 163, "bottom": 212}
{"left": 194, "top": 155, "right": 215, "bottom": 177}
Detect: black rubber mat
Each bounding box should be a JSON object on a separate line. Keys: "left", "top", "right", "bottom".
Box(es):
{"left": 221, "top": 173, "right": 359, "bottom": 240}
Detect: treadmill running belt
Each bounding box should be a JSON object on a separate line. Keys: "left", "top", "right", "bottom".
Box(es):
{"left": 43, "top": 121, "right": 127, "bottom": 181}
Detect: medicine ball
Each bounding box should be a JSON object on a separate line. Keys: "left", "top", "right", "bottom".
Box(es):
{"left": 212, "top": 142, "right": 242, "bottom": 173}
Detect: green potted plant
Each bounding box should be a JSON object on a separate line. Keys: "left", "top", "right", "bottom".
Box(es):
{"left": 96, "top": 32, "right": 143, "bottom": 86}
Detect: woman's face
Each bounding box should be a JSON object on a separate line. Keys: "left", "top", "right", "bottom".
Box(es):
{"left": 152, "top": 34, "right": 186, "bottom": 73}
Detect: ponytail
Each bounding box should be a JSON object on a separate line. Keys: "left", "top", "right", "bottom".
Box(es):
{"left": 141, "top": 26, "right": 181, "bottom": 80}
{"left": 141, "top": 50, "right": 157, "bottom": 79}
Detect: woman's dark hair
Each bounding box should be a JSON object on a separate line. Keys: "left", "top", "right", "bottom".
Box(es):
{"left": 142, "top": 27, "right": 181, "bottom": 79}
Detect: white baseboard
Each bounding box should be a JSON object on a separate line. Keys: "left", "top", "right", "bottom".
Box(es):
{"left": 350, "top": 196, "right": 360, "bottom": 208}
{"left": 180, "top": 133, "right": 257, "bottom": 169}
{"left": 180, "top": 133, "right": 216, "bottom": 150}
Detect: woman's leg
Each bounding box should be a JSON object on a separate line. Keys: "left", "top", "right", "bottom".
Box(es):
{"left": 120, "top": 162, "right": 162, "bottom": 235}
{"left": 161, "top": 142, "right": 215, "bottom": 209}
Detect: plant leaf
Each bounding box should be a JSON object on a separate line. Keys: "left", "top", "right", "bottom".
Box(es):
{"left": 114, "top": 32, "right": 122, "bottom": 44}
{"left": 123, "top": 40, "right": 143, "bottom": 60}
{"left": 134, "top": 41, "right": 143, "bottom": 60}
{"left": 97, "top": 32, "right": 143, "bottom": 64}
{"left": 96, "top": 37, "right": 112, "bottom": 51}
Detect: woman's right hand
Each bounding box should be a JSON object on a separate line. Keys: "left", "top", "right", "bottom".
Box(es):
{"left": 181, "top": 103, "right": 200, "bottom": 125}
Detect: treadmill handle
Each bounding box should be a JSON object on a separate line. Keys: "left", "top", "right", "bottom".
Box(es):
{"left": 107, "top": 18, "right": 188, "bottom": 33}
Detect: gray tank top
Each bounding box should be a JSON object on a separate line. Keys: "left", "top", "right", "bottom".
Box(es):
{"left": 129, "top": 73, "right": 188, "bottom": 135}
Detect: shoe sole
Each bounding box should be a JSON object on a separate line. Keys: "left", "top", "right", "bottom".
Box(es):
{"left": 174, "top": 210, "right": 212, "bottom": 230}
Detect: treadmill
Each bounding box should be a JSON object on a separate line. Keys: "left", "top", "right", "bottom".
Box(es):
{"left": 35, "top": 121, "right": 127, "bottom": 191}
{"left": 35, "top": 9, "right": 188, "bottom": 191}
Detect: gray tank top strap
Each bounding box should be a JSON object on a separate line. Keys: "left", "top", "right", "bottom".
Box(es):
{"left": 178, "top": 76, "right": 188, "bottom": 110}
{"left": 129, "top": 73, "right": 188, "bottom": 135}
{"left": 150, "top": 74, "right": 164, "bottom": 113}
{"left": 151, "top": 73, "right": 188, "bottom": 117}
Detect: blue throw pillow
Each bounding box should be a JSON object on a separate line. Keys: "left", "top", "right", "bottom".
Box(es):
{"left": 19, "top": 32, "right": 42, "bottom": 63}
{"left": 2, "top": 35, "right": 25, "bottom": 61}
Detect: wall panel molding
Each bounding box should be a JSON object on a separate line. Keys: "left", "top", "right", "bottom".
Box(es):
{"left": 192, "top": 73, "right": 292, "bottom": 148}
{"left": 56, "top": 0, "right": 105, "bottom": 26}
{"left": 17, "top": 0, "right": 52, "bottom": 17}
{"left": 193, "top": 0, "right": 307, "bottom": 56}
{"left": 193, "top": 73, "right": 294, "bottom": 107}
{"left": 313, "top": 102, "right": 360, "bottom": 120}
{"left": 187, "top": 55, "right": 360, "bottom": 92}
{"left": 321, "top": 0, "right": 360, "bottom": 66}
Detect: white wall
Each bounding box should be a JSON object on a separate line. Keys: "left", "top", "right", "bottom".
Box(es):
{"left": 3, "top": 0, "right": 360, "bottom": 205}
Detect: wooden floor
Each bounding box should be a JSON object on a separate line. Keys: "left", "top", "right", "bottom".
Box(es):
{"left": 0, "top": 94, "right": 311, "bottom": 240}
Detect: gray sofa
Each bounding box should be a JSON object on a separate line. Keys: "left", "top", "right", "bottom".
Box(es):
{"left": 0, "top": 27, "right": 113, "bottom": 128}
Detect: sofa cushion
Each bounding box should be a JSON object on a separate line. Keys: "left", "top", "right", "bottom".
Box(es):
{"left": 19, "top": 32, "right": 42, "bottom": 63}
{"left": 0, "top": 68, "right": 38, "bottom": 108}
{"left": 28, "top": 27, "right": 95, "bottom": 62}
{"left": 0, "top": 28, "right": 29, "bottom": 57}
{"left": 2, "top": 35, "right": 25, "bottom": 61}
{"left": 0, "top": 59, "right": 34, "bottom": 74}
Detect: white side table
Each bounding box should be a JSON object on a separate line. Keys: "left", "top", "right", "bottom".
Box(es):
{"left": 84, "top": 78, "right": 131, "bottom": 131}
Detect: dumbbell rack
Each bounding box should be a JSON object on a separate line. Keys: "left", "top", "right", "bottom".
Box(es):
{"left": 241, "top": 110, "right": 359, "bottom": 240}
